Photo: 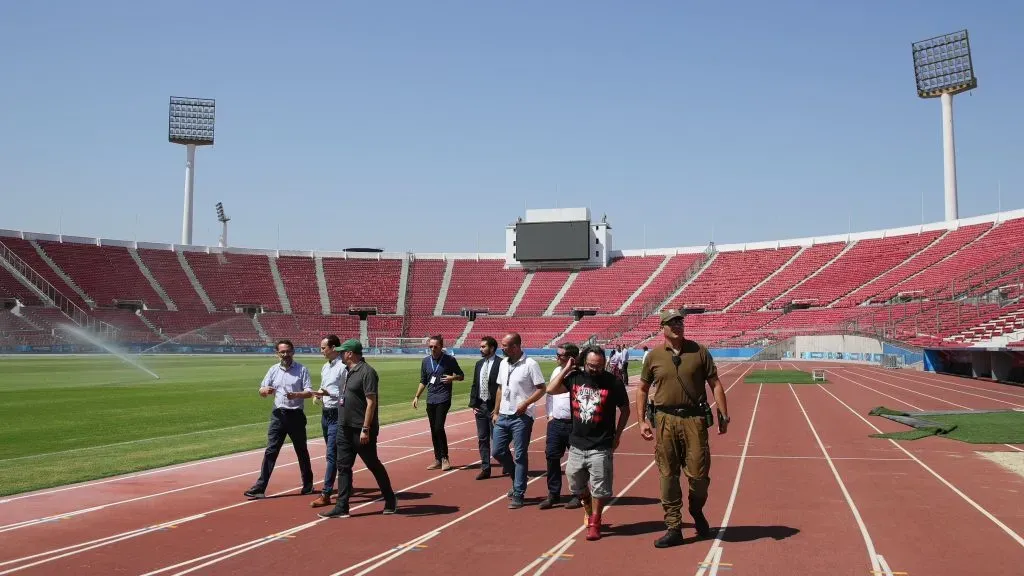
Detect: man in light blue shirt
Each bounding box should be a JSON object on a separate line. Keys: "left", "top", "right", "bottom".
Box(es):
{"left": 310, "top": 334, "right": 347, "bottom": 508}
{"left": 244, "top": 339, "right": 315, "bottom": 499}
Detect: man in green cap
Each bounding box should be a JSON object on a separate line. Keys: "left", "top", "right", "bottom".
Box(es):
{"left": 637, "top": 308, "right": 730, "bottom": 548}
{"left": 319, "top": 338, "right": 397, "bottom": 518}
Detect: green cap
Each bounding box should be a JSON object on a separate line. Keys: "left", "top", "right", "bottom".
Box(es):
{"left": 339, "top": 338, "right": 363, "bottom": 353}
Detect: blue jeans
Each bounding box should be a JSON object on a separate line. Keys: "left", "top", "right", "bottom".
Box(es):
{"left": 321, "top": 409, "right": 339, "bottom": 495}
{"left": 545, "top": 419, "right": 572, "bottom": 496}
{"left": 492, "top": 413, "right": 534, "bottom": 498}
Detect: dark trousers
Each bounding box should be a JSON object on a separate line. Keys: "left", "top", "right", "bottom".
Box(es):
{"left": 426, "top": 401, "right": 451, "bottom": 461}
{"left": 474, "top": 407, "right": 493, "bottom": 472}
{"left": 320, "top": 408, "right": 339, "bottom": 494}
{"left": 545, "top": 418, "right": 572, "bottom": 496}
{"left": 256, "top": 408, "right": 313, "bottom": 490}
{"left": 335, "top": 425, "right": 396, "bottom": 511}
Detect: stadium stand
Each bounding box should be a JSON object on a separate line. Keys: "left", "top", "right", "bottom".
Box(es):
{"left": 728, "top": 242, "right": 845, "bottom": 312}
{"left": 442, "top": 259, "right": 527, "bottom": 315}
{"left": 3, "top": 209, "right": 1024, "bottom": 352}
{"left": 276, "top": 256, "right": 323, "bottom": 314}
{"left": 183, "top": 252, "right": 282, "bottom": 312}
{"left": 668, "top": 247, "right": 799, "bottom": 311}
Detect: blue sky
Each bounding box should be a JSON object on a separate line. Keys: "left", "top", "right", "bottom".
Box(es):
{"left": 1, "top": 1, "right": 1021, "bottom": 254}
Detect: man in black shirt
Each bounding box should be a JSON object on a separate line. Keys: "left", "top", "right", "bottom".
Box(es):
{"left": 319, "top": 339, "right": 397, "bottom": 519}
{"left": 546, "top": 345, "right": 630, "bottom": 542}
{"left": 412, "top": 335, "right": 464, "bottom": 471}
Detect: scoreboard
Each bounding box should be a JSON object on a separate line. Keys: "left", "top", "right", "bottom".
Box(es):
{"left": 514, "top": 220, "right": 591, "bottom": 262}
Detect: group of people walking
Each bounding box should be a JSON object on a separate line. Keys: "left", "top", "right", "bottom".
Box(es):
{"left": 243, "top": 308, "right": 730, "bottom": 548}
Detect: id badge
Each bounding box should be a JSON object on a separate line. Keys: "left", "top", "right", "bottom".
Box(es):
{"left": 430, "top": 376, "right": 437, "bottom": 385}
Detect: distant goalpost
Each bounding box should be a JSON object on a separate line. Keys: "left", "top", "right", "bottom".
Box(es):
{"left": 374, "top": 337, "right": 428, "bottom": 353}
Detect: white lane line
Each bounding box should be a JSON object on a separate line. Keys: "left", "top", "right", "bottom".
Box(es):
{"left": 319, "top": 424, "right": 625, "bottom": 576}
{"left": 849, "top": 367, "right": 1024, "bottom": 408}
{"left": 695, "top": 382, "right": 762, "bottom": 576}
{"left": 842, "top": 369, "right": 973, "bottom": 409}
{"left": 859, "top": 365, "right": 1024, "bottom": 400}
{"left": 516, "top": 362, "right": 756, "bottom": 576}
{"left": 826, "top": 369, "right": 1024, "bottom": 455}
{"left": 818, "top": 384, "right": 1024, "bottom": 549}
{"left": 7, "top": 368, "right": 732, "bottom": 574}
{"left": 0, "top": 407, "right": 477, "bottom": 503}
{"left": 516, "top": 459, "right": 656, "bottom": 576}
{"left": 789, "top": 383, "right": 883, "bottom": 575}
{"left": 321, "top": 370, "right": 694, "bottom": 576}
{"left": 148, "top": 464, "right": 467, "bottom": 576}
{"left": 0, "top": 416, "right": 476, "bottom": 531}
{"left": 0, "top": 431, "right": 482, "bottom": 573}
{"left": 140, "top": 399, "right": 601, "bottom": 576}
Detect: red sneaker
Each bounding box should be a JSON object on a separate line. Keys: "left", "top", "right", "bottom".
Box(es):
{"left": 586, "top": 499, "right": 604, "bottom": 541}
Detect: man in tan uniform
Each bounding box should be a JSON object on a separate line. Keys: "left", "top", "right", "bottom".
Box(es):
{"left": 638, "top": 308, "right": 730, "bottom": 548}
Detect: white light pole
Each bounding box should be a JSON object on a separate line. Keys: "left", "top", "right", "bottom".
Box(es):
{"left": 168, "top": 96, "right": 216, "bottom": 245}
{"left": 912, "top": 30, "right": 977, "bottom": 222}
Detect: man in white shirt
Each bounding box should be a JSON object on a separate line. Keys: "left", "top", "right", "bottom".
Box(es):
{"left": 540, "top": 343, "right": 580, "bottom": 510}
{"left": 310, "top": 334, "right": 347, "bottom": 508}
{"left": 491, "top": 332, "right": 546, "bottom": 509}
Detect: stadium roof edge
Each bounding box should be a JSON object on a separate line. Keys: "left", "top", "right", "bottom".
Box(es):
{"left": 2, "top": 207, "right": 1022, "bottom": 260}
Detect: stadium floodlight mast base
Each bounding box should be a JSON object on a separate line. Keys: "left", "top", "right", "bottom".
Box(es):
{"left": 168, "top": 96, "right": 216, "bottom": 245}
{"left": 912, "top": 29, "right": 977, "bottom": 222}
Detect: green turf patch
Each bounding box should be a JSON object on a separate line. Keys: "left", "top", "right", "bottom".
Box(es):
{"left": 868, "top": 406, "right": 1024, "bottom": 444}
{"left": 743, "top": 369, "right": 826, "bottom": 384}
{"left": 0, "top": 355, "right": 556, "bottom": 495}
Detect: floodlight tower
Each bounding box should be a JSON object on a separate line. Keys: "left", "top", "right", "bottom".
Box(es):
{"left": 215, "top": 202, "right": 230, "bottom": 248}
{"left": 911, "top": 30, "right": 977, "bottom": 222}
{"left": 168, "top": 97, "right": 216, "bottom": 245}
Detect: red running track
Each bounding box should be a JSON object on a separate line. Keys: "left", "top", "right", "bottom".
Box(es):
{"left": 0, "top": 362, "right": 1021, "bottom": 575}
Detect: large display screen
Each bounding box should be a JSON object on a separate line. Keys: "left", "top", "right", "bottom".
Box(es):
{"left": 515, "top": 221, "right": 591, "bottom": 262}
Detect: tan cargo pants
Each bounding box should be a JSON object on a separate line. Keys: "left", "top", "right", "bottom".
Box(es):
{"left": 654, "top": 411, "right": 710, "bottom": 530}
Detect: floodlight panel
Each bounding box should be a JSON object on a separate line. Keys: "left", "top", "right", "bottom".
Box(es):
{"left": 912, "top": 30, "right": 977, "bottom": 98}
{"left": 168, "top": 97, "right": 216, "bottom": 145}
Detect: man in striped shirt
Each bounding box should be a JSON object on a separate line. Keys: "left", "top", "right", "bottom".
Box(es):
{"left": 244, "top": 339, "right": 315, "bottom": 499}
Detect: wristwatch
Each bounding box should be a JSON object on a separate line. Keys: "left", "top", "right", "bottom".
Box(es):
{"left": 361, "top": 427, "right": 370, "bottom": 434}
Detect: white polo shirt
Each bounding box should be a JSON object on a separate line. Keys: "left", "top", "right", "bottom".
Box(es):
{"left": 546, "top": 365, "right": 572, "bottom": 420}
{"left": 497, "top": 353, "right": 546, "bottom": 419}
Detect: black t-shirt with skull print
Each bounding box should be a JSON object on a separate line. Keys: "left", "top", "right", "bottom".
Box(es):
{"left": 564, "top": 369, "right": 629, "bottom": 451}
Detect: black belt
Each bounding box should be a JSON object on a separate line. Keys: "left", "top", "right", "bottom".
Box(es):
{"left": 322, "top": 407, "right": 339, "bottom": 415}
{"left": 654, "top": 405, "right": 705, "bottom": 417}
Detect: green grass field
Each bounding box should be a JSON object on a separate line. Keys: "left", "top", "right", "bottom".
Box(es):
{"left": 743, "top": 369, "right": 826, "bottom": 384}
{"left": 0, "top": 354, "right": 556, "bottom": 496}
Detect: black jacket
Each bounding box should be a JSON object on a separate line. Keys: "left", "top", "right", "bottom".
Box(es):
{"left": 469, "top": 356, "right": 502, "bottom": 412}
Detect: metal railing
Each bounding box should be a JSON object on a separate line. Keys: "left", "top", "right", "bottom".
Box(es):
{"left": 0, "top": 240, "right": 120, "bottom": 340}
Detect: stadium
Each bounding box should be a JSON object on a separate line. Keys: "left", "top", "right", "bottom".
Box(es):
{"left": 2, "top": 14, "right": 1023, "bottom": 576}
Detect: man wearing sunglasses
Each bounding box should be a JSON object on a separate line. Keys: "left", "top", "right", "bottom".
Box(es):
{"left": 638, "top": 309, "right": 730, "bottom": 548}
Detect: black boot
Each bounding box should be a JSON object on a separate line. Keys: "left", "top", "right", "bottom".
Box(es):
{"left": 654, "top": 528, "right": 684, "bottom": 548}
{"left": 690, "top": 507, "right": 711, "bottom": 539}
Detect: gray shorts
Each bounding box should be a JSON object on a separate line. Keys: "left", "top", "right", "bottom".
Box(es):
{"left": 565, "top": 446, "right": 614, "bottom": 499}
